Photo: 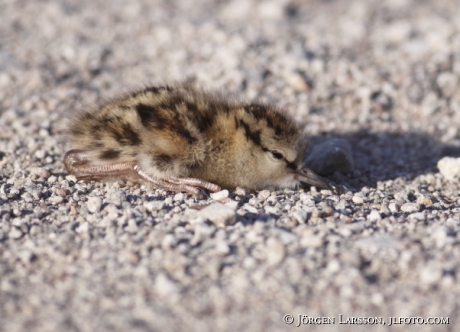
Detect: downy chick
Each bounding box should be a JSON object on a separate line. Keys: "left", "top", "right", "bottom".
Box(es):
{"left": 64, "top": 82, "right": 332, "bottom": 195}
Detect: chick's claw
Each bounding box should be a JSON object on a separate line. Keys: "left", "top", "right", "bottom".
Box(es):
{"left": 168, "top": 176, "right": 221, "bottom": 192}
{"left": 134, "top": 165, "right": 220, "bottom": 196}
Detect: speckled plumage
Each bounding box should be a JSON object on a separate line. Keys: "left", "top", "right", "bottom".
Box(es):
{"left": 65, "top": 82, "right": 331, "bottom": 194}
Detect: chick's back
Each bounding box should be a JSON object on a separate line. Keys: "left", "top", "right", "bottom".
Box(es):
{"left": 69, "top": 84, "right": 233, "bottom": 175}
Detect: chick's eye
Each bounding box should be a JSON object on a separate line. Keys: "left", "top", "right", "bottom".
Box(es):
{"left": 271, "top": 151, "right": 284, "bottom": 160}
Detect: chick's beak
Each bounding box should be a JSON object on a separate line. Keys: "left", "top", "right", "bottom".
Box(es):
{"left": 294, "top": 167, "right": 333, "bottom": 190}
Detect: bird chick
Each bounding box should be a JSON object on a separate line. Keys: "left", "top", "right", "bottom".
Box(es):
{"left": 64, "top": 82, "right": 332, "bottom": 196}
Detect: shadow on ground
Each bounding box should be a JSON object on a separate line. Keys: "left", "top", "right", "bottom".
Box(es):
{"left": 307, "top": 131, "right": 460, "bottom": 191}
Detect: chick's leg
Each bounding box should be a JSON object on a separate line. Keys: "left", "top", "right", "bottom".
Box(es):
{"left": 134, "top": 166, "right": 221, "bottom": 195}
{"left": 64, "top": 150, "right": 221, "bottom": 195}
{"left": 64, "top": 149, "right": 138, "bottom": 180}
{"left": 168, "top": 176, "right": 221, "bottom": 192}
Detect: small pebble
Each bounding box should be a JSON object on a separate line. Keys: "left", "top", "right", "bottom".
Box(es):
{"left": 420, "top": 264, "right": 443, "bottom": 286}
{"left": 49, "top": 196, "right": 64, "bottom": 204}
{"left": 265, "top": 238, "right": 285, "bottom": 266}
{"left": 352, "top": 195, "right": 364, "bottom": 204}
{"left": 355, "top": 234, "right": 398, "bottom": 251}
{"left": 409, "top": 212, "right": 425, "bottom": 221}
{"left": 18, "top": 250, "right": 35, "bottom": 264}
{"left": 243, "top": 204, "right": 258, "bottom": 214}
{"left": 144, "top": 200, "right": 165, "bottom": 212}
{"left": 9, "top": 227, "right": 23, "bottom": 239}
{"left": 107, "top": 188, "right": 126, "bottom": 206}
{"left": 29, "top": 167, "right": 50, "bottom": 179}
{"left": 197, "top": 203, "right": 237, "bottom": 227}
{"left": 417, "top": 196, "right": 433, "bottom": 206}
{"left": 265, "top": 206, "right": 280, "bottom": 215}
{"left": 76, "top": 222, "right": 89, "bottom": 234}
{"left": 155, "top": 274, "right": 178, "bottom": 296}
{"left": 173, "top": 193, "right": 185, "bottom": 201}
{"left": 34, "top": 150, "right": 46, "bottom": 159}
{"left": 400, "top": 203, "right": 420, "bottom": 213}
{"left": 389, "top": 202, "right": 400, "bottom": 213}
{"left": 74, "top": 184, "right": 86, "bottom": 193}
{"left": 234, "top": 187, "right": 247, "bottom": 196}
{"left": 257, "top": 190, "right": 271, "bottom": 200}
{"left": 379, "top": 204, "right": 390, "bottom": 215}
{"left": 47, "top": 175, "right": 57, "bottom": 184}
{"left": 394, "top": 191, "right": 408, "bottom": 202}
{"left": 437, "top": 157, "right": 460, "bottom": 180}
{"left": 224, "top": 200, "right": 239, "bottom": 209}
{"left": 368, "top": 210, "right": 381, "bottom": 222}
{"left": 210, "top": 189, "right": 229, "bottom": 202}
{"left": 292, "top": 210, "right": 308, "bottom": 224}
{"left": 87, "top": 197, "right": 102, "bottom": 214}
{"left": 431, "top": 226, "right": 454, "bottom": 248}
{"left": 301, "top": 234, "right": 323, "bottom": 248}
{"left": 65, "top": 175, "right": 77, "bottom": 182}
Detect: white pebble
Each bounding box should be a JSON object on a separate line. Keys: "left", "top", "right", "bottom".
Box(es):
{"left": 87, "top": 197, "right": 102, "bottom": 213}
{"left": 29, "top": 167, "right": 50, "bottom": 178}
{"left": 155, "top": 273, "right": 178, "bottom": 296}
{"left": 215, "top": 242, "right": 230, "bottom": 255}
{"left": 74, "top": 184, "right": 86, "bottom": 193}
{"left": 173, "top": 193, "right": 185, "bottom": 201}
{"left": 301, "top": 234, "right": 323, "bottom": 248}
{"left": 65, "top": 175, "right": 77, "bottom": 182}
{"left": 243, "top": 204, "right": 258, "bottom": 214}
{"left": 326, "top": 259, "right": 341, "bottom": 274}
{"left": 125, "top": 219, "right": 139, "bottom": 233}
{"left": 76, "top": 222, "right": 89, "bottom": 234}
{"left": 355, "top": 234, "right": 398, "bottom": 251}
{"left": 9, "top": 227, "right": 23, "bottom": 239}
{"left": 431, "top": 226, "right": 454, "bottom": 248}
{"left": 161, "top": 234, "right": 176, "bottom": 250}
{"left": 420, "top": 264, "right": 442, "bottom": 286}
{"left": 437, "top": 72, "right": 458, "bottom": 97}
{"left": 265, "top": 206, "right": 280, "bottom": 215}
{"left": 257, "top": 190, "right": 271, "bottom": 200}
{"left": 47, "top": 175, "right": 57, "bottom": 184}
{"left": 389, "top": 202, "right": 400, "bottom": 213}
{"left": 197, "top": 203, "right": 237, "bottom": 227}
{"left": 234, "top": 187, "right": 247, "bottom": 196}
{"left": 409, "top": 212, "right": 425, "bottom": 221}
{"left": 438, "top": 157, "right": 460, "bottom": 180}
{"left": 352, "top": 195, "right": 364, "bottom": 204}
{"left": 265, "top": 238, "right": 285, "bottom": 266}
{"left": 34, "top": 150, "right": 45, "bottom": 159}
{"left": 18, "top": 250, "right": 35, "bottom": 264}
{"left": 367, "top": 210, "right": 381, "bottom": 222}
{"left": 210, "top": 189, "right": 229, "bottom": 202}
{"left": 400, "top": 203, "right": 420, "bottom": 213}
{"left": 49, "top": 196, "right": 64, "bottom": 204}
{"left": 107, "top": 188, "right": 126, "bottom": 206}
{"left": 144, "top": 200, "right": 165, "bottom": 212}
{"left": 224, "top": 200, "right": 239, "bottom": 210}
{"left": 293, "top": 210, "right": 308, "bottom": 224}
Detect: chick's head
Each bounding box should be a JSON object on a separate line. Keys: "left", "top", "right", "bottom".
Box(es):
{"left": 234, "top": 104, "right": 331, "bottom": 191}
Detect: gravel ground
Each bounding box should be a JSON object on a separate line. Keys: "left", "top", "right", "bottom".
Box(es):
{"left": 1, "top": 0, "right": 460, "bottom": 331}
